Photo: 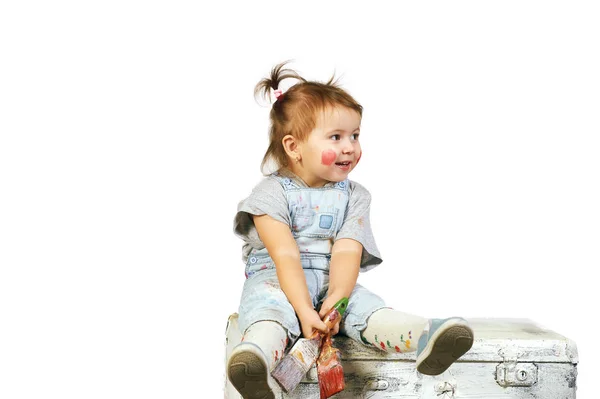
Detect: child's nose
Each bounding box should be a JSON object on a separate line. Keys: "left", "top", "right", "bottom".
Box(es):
{"left": 342, "top": 142, "right": 355, "bottom": 154}
{"left": 341, "top": 138, "right": 355, "bottom": 154}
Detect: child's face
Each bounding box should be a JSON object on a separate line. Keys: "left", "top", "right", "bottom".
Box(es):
{"left": 297, "top": 106, "right": 362, "bottom": 187}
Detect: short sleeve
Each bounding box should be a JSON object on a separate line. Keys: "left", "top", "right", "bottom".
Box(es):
{"left": 233, "top": 177, "right": 290, "bottom": 257}
{"left": 335, "top": 181, "right": 383, "bottom": 272}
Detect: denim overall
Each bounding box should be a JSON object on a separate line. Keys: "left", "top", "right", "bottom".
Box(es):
{"left": 244, "top": 173, "right": 350, "bottom": 278}
{"left": 237, "top": 172, "right": 387, "bottom": 344}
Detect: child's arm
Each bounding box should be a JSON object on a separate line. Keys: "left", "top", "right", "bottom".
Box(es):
{"left": 318, "top": 238, "right": 362, "bottom": 334}
{"left": 252, "top": 214, "right": 328, "bottom": 338}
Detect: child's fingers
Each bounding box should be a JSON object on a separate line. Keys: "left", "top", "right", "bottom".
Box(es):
{"left": 308, "top": 320, "right": 329, "bottom": 336}
{"left": 301, "top": 325, "right": 313, "bottom": 338}
{"left": 318, "top": 302, "right": 335, "bottom": 319}
{"left": 318, "top": 307, "right": 328, "bottom": 319}
{"left": 314, "top": 319, "right": 329, "bottom": 333}
{"left": 332, "top": 321, "right": 340, "bottom": 335}
{"left": 301, "top": 322, "right": 317, "bottom": 338}
{"left": 300, "top": 313, "right": 330, "bottom": 337}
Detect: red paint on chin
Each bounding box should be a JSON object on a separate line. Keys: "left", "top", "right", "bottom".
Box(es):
{"left": 321, "top": 150, "right": 337, "bottom": 166}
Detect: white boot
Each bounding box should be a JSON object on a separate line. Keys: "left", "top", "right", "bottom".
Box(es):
{"left": 361, "top": 308, "right": 428, "bottom": 353}
{"left": 227, "top": 321, "right": 287, "bottom": 399}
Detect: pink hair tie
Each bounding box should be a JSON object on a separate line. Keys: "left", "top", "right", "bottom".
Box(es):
{"left": 274, "top": 89, "right": 283, "bottom": 100}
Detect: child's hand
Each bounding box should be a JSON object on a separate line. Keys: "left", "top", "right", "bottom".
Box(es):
{"left": 318, "top": 294, "right": 343, "bottom": 336}
{"left": 297, "top": 308, "right": 329, "bottom": 338}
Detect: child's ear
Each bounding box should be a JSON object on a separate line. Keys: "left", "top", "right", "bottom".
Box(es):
{"left": 282, "top": 134, "right": 301, "bottom": 161}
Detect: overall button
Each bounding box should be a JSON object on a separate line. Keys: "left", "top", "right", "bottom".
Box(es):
{"left": 282, "top": 178, "right": 294, "bottom": 189}
{"left": 249, "top": 256, "right": 258, "bottom": 264}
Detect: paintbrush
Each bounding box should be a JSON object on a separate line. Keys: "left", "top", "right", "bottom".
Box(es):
{"left": 271, "top": 297, "right": 348, "bottom": 393}
{"left": 317, "top": 333, "right": 345, "bottom": 398}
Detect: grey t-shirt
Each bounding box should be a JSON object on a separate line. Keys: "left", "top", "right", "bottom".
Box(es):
{"left": 233, "top": 171, "right": 383, "bottom": 272}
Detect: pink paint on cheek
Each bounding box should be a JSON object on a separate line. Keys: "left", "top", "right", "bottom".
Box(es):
{"left": 321, "top": 150, "right": 336, "bottom": 166}
{"left": 356, "top": 151, "right": 362, "bottom": 165}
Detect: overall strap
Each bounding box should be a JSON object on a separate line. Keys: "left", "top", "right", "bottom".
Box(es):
{"left": 270, "top": 172, "right": 301, "bottom": 191}
{"left": 332, "top": 179, "right": 350, "bottom": 193}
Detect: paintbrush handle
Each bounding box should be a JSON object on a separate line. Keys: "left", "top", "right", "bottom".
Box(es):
{"left": 309, "top": 298, "right": 348, "bottom": 339}
{"left": 322, "top": 307, "right": 342, "bottom": 330}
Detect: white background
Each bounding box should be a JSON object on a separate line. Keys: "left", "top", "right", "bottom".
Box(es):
{"left": 1, "top": 1, "right": 598, "bottom": 398}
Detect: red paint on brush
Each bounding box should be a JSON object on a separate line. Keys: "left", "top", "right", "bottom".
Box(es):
{"left": 321, "top": 150, "right": 336, "bottom": 165}
{"left": 319, "top": 364, "right": 344, "bottom": 398}
{"left": 317, "top": 335, "right": 345, "bottom": 398}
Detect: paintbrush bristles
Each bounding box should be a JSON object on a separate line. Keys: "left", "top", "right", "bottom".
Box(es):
{"left": 319, "top": 363, "right": 344, "bottom": 399}
{"left": 270, "top": 354, "right": 308, "bottom": 393}
{"left": 271, "top": 337, "right": 321, "bottom": 393}
{"left": 317, "top": 336, "right": 345, "bottom": 398}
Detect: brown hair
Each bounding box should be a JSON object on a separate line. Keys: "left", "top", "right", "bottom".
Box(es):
{"left": 254, "top": 60, "right": 363, "bottom": 174}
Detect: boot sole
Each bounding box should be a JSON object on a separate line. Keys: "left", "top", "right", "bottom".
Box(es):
{"left": 416, "top": 322, "right": 474, "bottom": 376}
{"left": 227, "top": 344, "right": 275, "bottom": 399}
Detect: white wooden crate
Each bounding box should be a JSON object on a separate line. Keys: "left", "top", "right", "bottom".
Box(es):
{"left": 224, "top": 314, "right": 578, "bottom": 398}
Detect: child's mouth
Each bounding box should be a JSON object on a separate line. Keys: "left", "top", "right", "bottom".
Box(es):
{"left": 335, "top": 161, "right": 351, "bottom": 170}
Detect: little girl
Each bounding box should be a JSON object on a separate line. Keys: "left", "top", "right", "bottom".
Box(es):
{"left": 227, "top": 61, "right": 474, "bottom": 399}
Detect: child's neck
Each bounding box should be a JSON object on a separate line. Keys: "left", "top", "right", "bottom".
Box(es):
{"left": 279, "top": 167, "right": 329, "bottom": 188}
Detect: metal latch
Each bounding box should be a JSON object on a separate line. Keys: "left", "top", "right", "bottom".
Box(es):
{"left": 365, "top": 379, "right": 389, "bottom": 391}
{"left": 435, "top": 381, "right": 457, "bottom": 398}
{"left": 496, "top": 363, "right": 538, "bottom": 387}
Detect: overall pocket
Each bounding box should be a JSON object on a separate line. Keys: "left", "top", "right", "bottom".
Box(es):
{"left": 294, "top": 211, "right": 338, "bottom": 239}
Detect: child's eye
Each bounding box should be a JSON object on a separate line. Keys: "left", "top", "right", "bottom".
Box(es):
{"left": 351, "top": 133, "right": 360, "bottom": 140}
{"left": 330, "top": 134, "right": 340, "bottom": 141}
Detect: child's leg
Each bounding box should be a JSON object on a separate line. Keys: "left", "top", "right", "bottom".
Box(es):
{"left": 240, "top": 320, "right": 288, "bottom": 371}
{"left": 340, "top": 283, "right": 474, "bottom": 375}
{"left": 228, "top": 269, "right": 299, "bottom": 399}
{"left": 361, "top": 308, "right": 427, "bottom": 353}
{"left": 228, "top": 321, "right": 288, "bottom": 399}
{"left": 363, "top": 309, "right": 474, "bottom": 375}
